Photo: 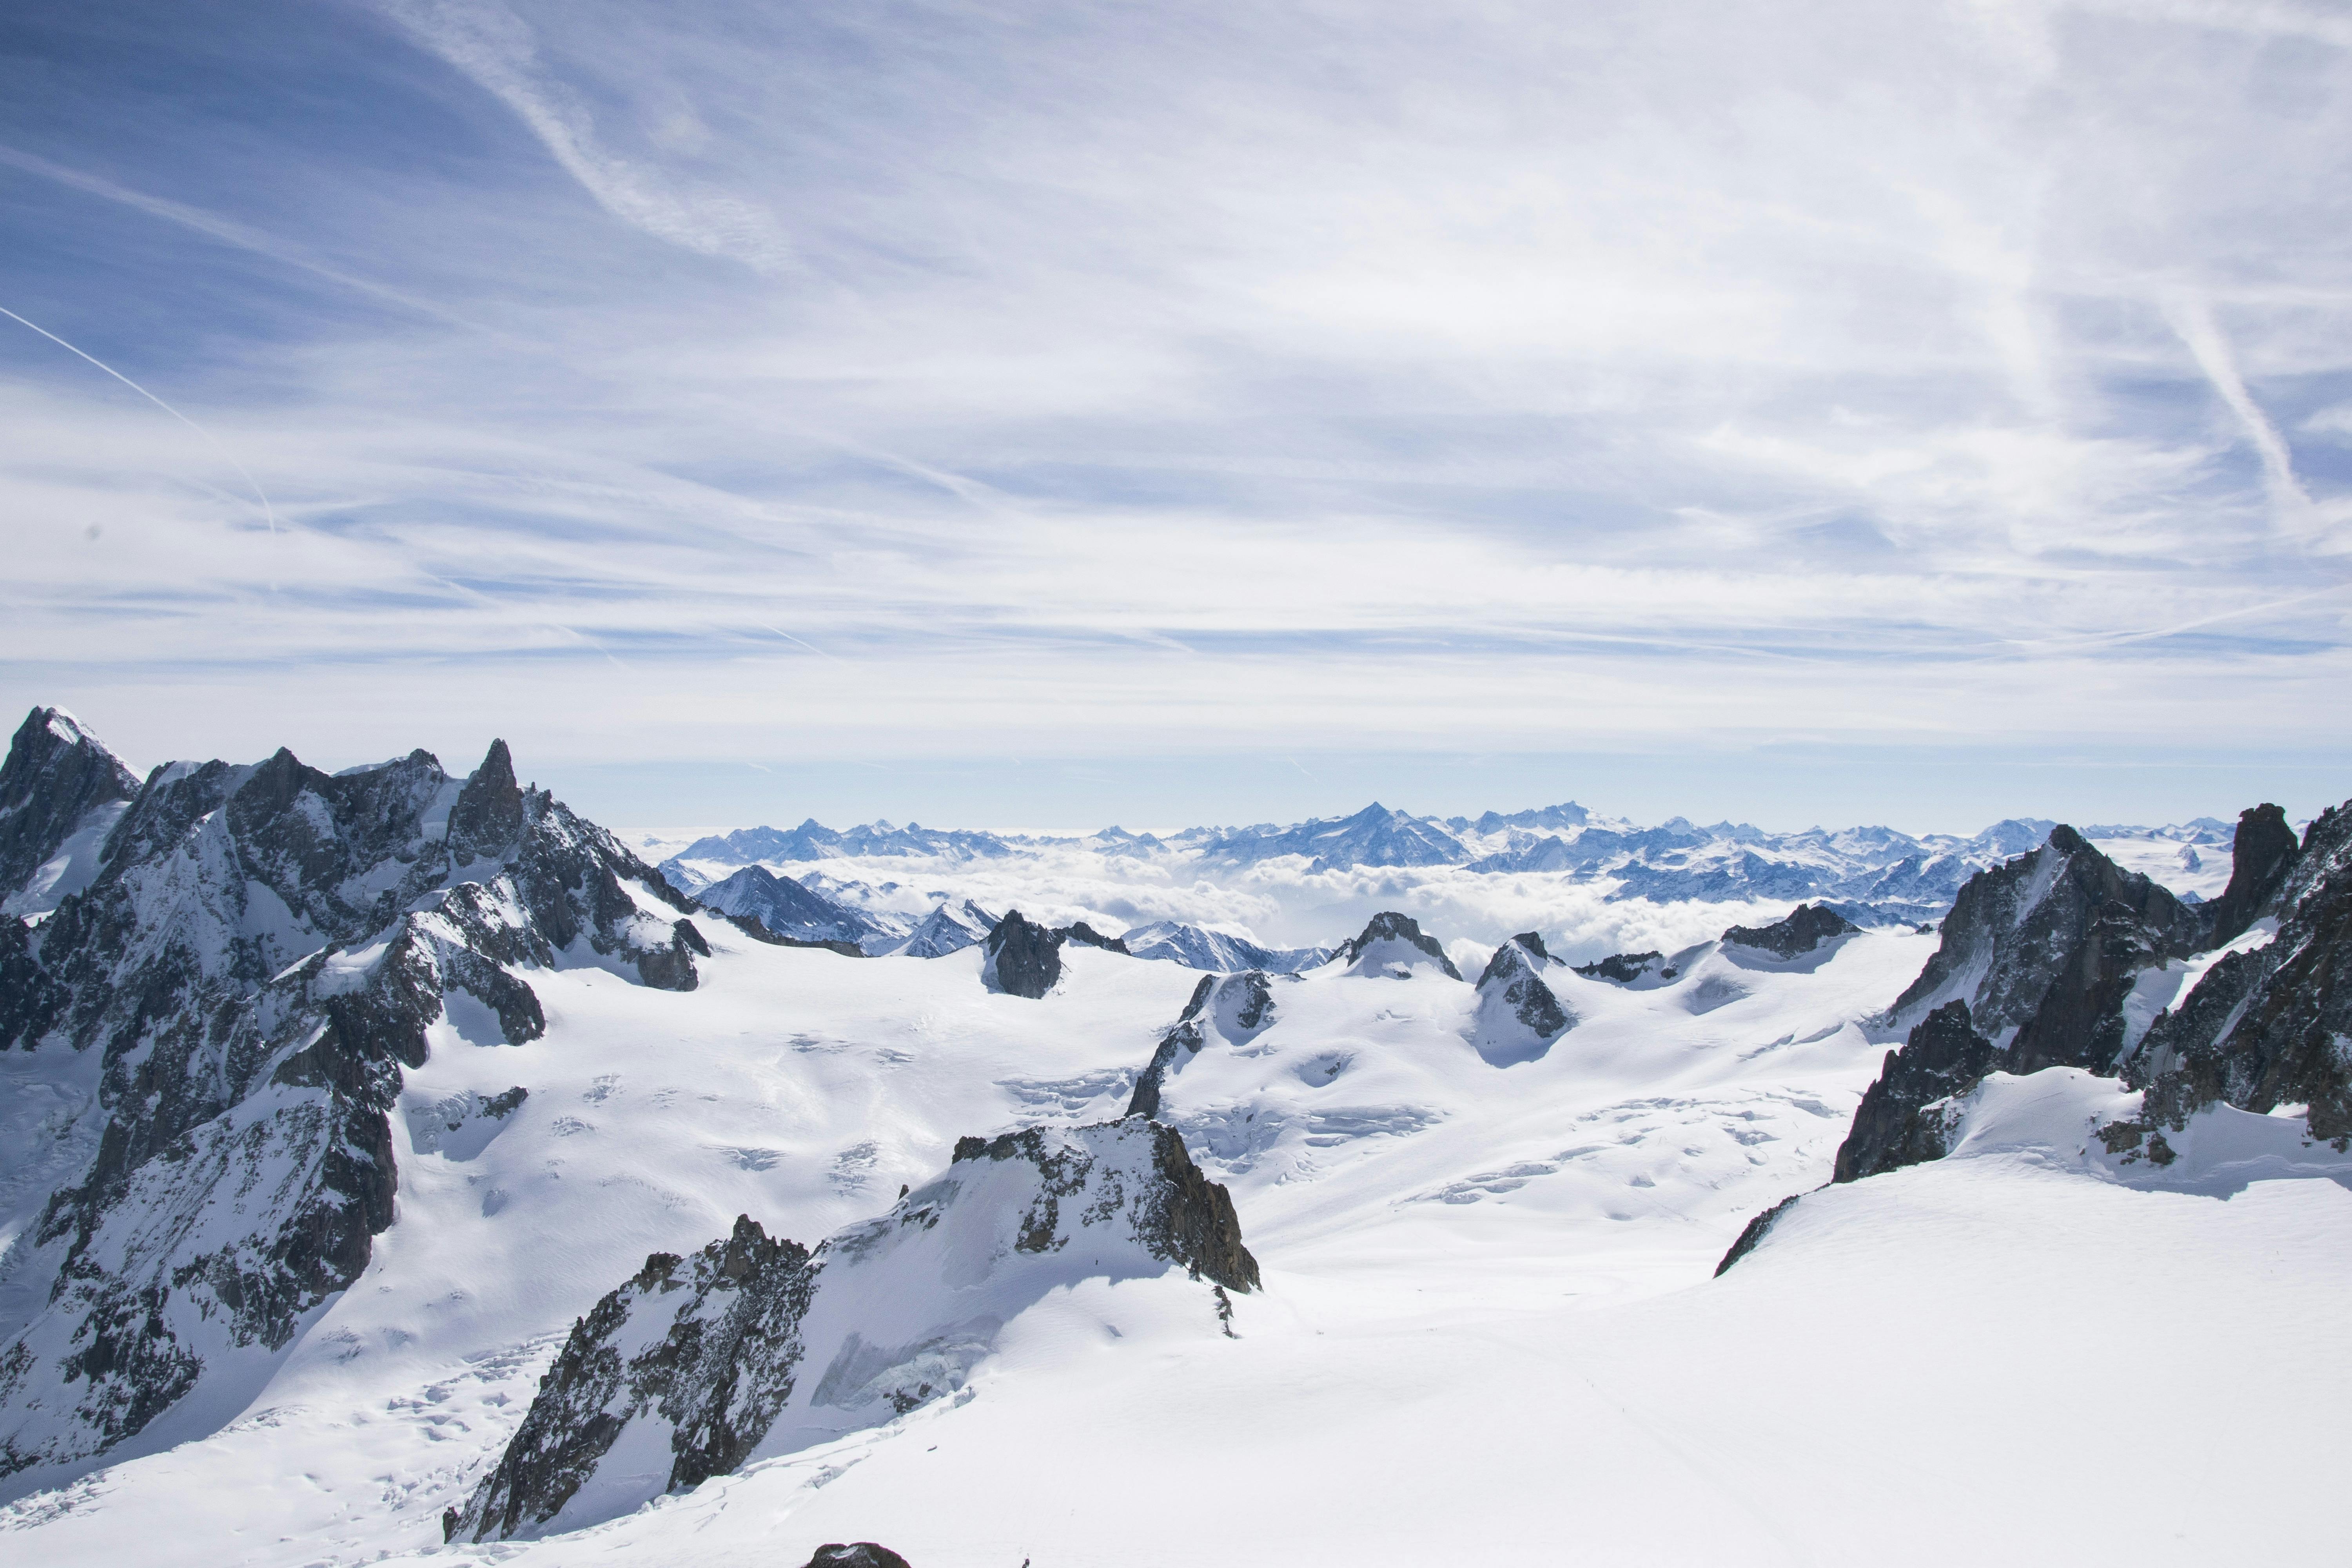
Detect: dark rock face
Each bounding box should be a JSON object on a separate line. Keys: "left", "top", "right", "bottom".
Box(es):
{"left": 982, "top": 909, "right": 1064, "bottom": 997}
{"left": 1333, "top": 911, "right": 1462, "bottom": 980}
{"left": 1722, "top": 804, "right": 2341, "bottom": 1272}
{"left": 951, "top": 1122, "right": 1259, "bottom": 1292}
{"left": 1125, "top": 971, "right": 1276, "bottom": 1119}
{"left": 1062, "top": 921, "right": 1130, "bottom": 953}
{"left": 1713, "top": 1194, "right": 1800, "bottom": 1276}
{"left": 1720, "top": 904, "right": 1860, "bottom": 960}
{"left": 1572, "top": 950, "right": 1672, "bottom": 984}
{"left": 2124, "top": 801, "right": 2352, "bottom": 1144}
{"left": 450, "top": 1216, "right": 818, "bottom": 1543}
{"left": 2202, "top": 803, "right": 2299, "bottom": 947}
{"left": 1831, "top": 1002, "right": 2000, "bottom": 1184}
{"left": 1468, "top": 936, "right": 1573, "bottom": 1066}
{"left": 0, "top": 730, "right": 703, "bottom": 1490}
{"left": 1878, "top": 825, "right": 2203, "bottom": 1074}
{"left": 0, "top": 709, "right": 139, "bottom": 909}
{"left": 804, "top": 1546, "right": 913, "bottom": 1568}
{"left": 458, "top": 1119, "right": 1256, "bottom": 1540}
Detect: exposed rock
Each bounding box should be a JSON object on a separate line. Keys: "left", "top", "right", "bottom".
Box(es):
{"left": 981, "top": 910, "right": 1063, "bottom": 997}
{"left": 1126, "top": 972, "right": 1276, "bottom": 1118}
{"left": 1063, "top": 921, "right": 1130, "bottom": 954}
{"left": 0, "top": 731, "right": 702, "bottom": 1492}
{"left": 0, "top": 708, "right": 139, "bottom": 915}
{"left": 1332, "top": 912, "right": 1461, "bottom": 980}
{"left": 451, "top": 1216, "right": 818, "bottom": 1542}
{"left": 804, "top": 1547, "right": 913, "bottom": 1568}
{"left": 1831, "top": 1002, "right": 2000, "bottom": 1183}
{"left": 1572, "top": 950, "right": 1673, "bottom": 984}
{"left": 1466, "top": 935, "right": 1573, "bottom": 1066}
{"left": 1719, "top": 904, "right": 1859, "bottom": 961}
{"left": 455, "top": 1119, "right": 1255, "bottom": 1540}
{"left": 1877, "top": 824, "right": 2203, "bottom": 1074}
{"left": 1713, "top": 1193, "right": 1800, "bottom": 1276}
{"left": 2123, "top": 800, "right": 2352, "bottom": 1144}
{"left": 2201, "top": 803, "right": 2299, "bottom": 947}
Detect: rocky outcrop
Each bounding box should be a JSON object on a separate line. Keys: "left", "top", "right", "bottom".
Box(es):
{"left": 0, "top": 709, "right": 139, "bottom": 916}
{"left": 1722, "top": 805, "right": 2340, "bottom": 1273}
{"left": 2122, "top": 800, "right": 2352, "bottom": 1144}
{"left": 1713, "top": 1194, "right": 1800, "bottom": 1276}
{"left": 804, "top": 1547, "right": 913, "bottom": 1568}
{"left": 978, "top": 911, "right": 1132, "bottom": 996}
{"left": 2201, "top": 803, "right": 2299, "bottom": 947}
{"left": 452, "top": 1119, "right": 1256, "bottom": 1541}
{"left": 1572, "top": 950, "right": 1673, "bottom": 984}
{"left": 1877, "top": 824, "right": 2204, "bottom": 1074}
{"left": 1831, "top": 1002, "right": 2000, "bottom": 1183}
{"left": 0, "top": 726, "right": 702, "bottom": 1493}
{"left": 1466, "top": 935, "right": 1573, "bottom": 1066}
{"left": 1062, "top": 921, "right": 1130, "bottom": 953}
{"left": 1333, "top": 912, "right": 1461, "bottom": 980}
{"left": 1720, "top": 904, "right": 1859, "bottom": 960}
{"left": 981, "top": 910, "right": 1065, "bottom": 997}
{"left": 451, "top": 1216, "right": 818, "bottom": 1543}
{"left": 1126, "top": 971, "right": 1277, "bottom": 1118}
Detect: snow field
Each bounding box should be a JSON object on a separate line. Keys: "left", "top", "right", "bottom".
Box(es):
{"left": 6, "top": 918, "right": 2348, "bottom": 1566}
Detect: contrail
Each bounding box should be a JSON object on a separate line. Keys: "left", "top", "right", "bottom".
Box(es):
{"left": 0, "top": 303, "right": 278, "bottom": 536}
{"left": 0, "top": 144, "right": 489, "bottom": 333}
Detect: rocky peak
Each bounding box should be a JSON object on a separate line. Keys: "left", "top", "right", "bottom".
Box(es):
{"left": 1878, "top": 824, "right": 2201, "bottom": 1068}
{"left": 1720, "top": 904, "right": 1859, "bottom": 961}
{"left": 2123, "top": 796, "right": 2352, "bottom": 1143}
{"left": 0, "top": 730, "right": 706, "bottom": 1493}
{"left": 445, "top": 739, "right": 525, "bottom": 865}
{"left": 1467, "top": 935, "right": 1573, "bottom": 1066}
{"left": 1572, "top": 949, "right": 1674, "bottom": 985}
{"left": 2203, "top": 802, "right": 2299, "bottom": 947}
{"left": 0, "top": 706, "right": 141, "bottom": 913}
{"left": 982, "top": 909, "right": 1064, "bottom": 997}
{"left": 1125, "top": 970, "right": 1278, "bottom": 1118}
{"left": 454, "top": 1119, "right": 1255, "bottom": 1541}
{"left": 1334, "top": 911, "right": 1462, "bottom": 980}
{"left": 1831, "top": 1002, "right": 2000, "bottom": 1183}
{"left": 1062, "top": 920, "right": 1131, "bottom": 953}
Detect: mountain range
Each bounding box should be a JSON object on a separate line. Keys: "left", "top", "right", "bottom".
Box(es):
{"left": 2, "top": 704, "right": 2345, "bottom": 1567}
{"left": 652, "top": 799, "right": 2229, "bottom": 939}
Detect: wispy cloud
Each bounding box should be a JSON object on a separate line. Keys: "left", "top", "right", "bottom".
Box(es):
{"left": 0, "top": 0, "right": 2348, "bottom": 823}
{"left": 370, "top": 0, "right": 791, "bottom": 273}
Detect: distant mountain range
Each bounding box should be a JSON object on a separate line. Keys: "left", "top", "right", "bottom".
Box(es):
{"left": 650, "top": 798, "right": 2239, "bottom": 931}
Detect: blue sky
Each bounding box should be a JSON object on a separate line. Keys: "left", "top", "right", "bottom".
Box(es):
{"left": 3, "top": 0, "right": 2350, "bottom": 833}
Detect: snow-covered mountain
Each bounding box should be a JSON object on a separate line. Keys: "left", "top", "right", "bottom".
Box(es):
{"left": 5, "top": 704, "right": 2349, "bottom": 1567}
{"left": 1118, "top": 920, "right": 1330, "bottom": 975}
{"left": 693, "top": 864, "right": 906, "bottom": 953}
{"left": 0, "top": 708, "right": 138, "bottom": 918}
{"left": 630, "top": 800, "right": 2227, "bottom": 976}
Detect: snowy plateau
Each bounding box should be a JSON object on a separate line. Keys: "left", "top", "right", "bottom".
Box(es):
{"left": 1, "top": 704, "right": 2348, "bottom": 1566}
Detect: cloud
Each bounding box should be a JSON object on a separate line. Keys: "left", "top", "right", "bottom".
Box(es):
{"left": 368, "top": 0, "right": 791, "bottom": 273}
{"left": 2, "top": 0, "right": 2350, "bottom": 823}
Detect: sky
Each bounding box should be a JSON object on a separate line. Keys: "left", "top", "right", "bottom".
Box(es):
{"left": 3, "top": 0, "right": 2351, "bottom": 834}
